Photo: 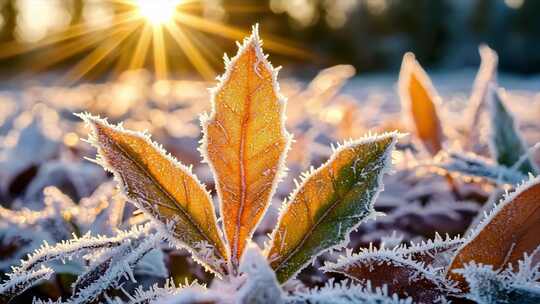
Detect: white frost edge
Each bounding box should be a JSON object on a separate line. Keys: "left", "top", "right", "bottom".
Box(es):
{"left": 323, "top": 246, "right": 459, "bottom": 295}
{"left": 77, "top": 112, "right": 228, "bottom": 276}
{"left": 287, "top": 279, "right": 413, "bottom": 304}
{"left": 70, "top": 235, "right": 162, "bottom": 304}
{"left": 486, "top": 85, "right": 540, "bottom": 174}
{"left": 9, "top": 223, "right": 151, "bottom": 275}
{"left": 466, "top": 44, "right": 498, "bottom": 131}
{"left": 397, "top": 52, "right": 445, "bottom": 150}
{"left": 0, "top": 265, "right": 53, "bottom": 297}
{"left": 265, "top": 131, "right": 403, "bottom": 283}
{"left": 448, "top": 174, "right": 540, "bottom": 274}
{"left": 403, "top": 232, "right": 463, "bottom": 258}
{"left": 198, "top": 24, "right": 293, "bottom": 265}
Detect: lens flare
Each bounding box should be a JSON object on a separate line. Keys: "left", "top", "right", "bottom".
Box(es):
{"left": 134, "top": 0, "right": 182, "bottom": 25}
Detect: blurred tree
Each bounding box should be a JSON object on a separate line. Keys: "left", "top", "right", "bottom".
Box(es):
{"left": 0, "top": 0, "right": 15, "bottom": 42}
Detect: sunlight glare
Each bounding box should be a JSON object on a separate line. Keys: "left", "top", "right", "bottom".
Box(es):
{"left": 134, "top": 0, "right": 182, "bottom": 25}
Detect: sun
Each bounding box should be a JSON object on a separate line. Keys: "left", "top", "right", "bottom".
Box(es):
{"left": 0, "top": 0, "right": 311, "bottom": 83}
{"left": 134, "top": 0, "right": 182, "bottom": 25}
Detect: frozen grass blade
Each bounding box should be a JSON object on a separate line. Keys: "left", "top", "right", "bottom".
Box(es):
{"left": 79, "top": 114, "right": 227, "bottom": 275}
{"left": 201, "top": 25, "right": 290, "bottom": 267}
{"left": 398, "top": 53, "right": 444, "bottom": 155}
{"left": 488, "top": 86, "right": 538, "bottom": 175}
{"left": 448, "top": 176, "right": 540, "bottom": 285}
{"left": 69, "top": 235, "right": 161, "bottom": 304}
{"left": 267, "top": 133, "right": 399, "bottom": 283}
{"left": 0, "top": 266, "right": 53, "bottom": 303}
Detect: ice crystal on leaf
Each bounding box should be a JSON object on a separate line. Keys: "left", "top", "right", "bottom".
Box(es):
{"left": 324, "top": 246, "right": 458, "bottom": 303}
{"left": 200, "top": 25, "right": 291, "bottom": 267}
{"left": 454, "top": 262, "right": 540, "bottom": 304}
{"left": 436, "top": 152, "right": 527, "bottom": 185}
{"left": 286, "top": 280, "right": 412, "bottom": 304}
{"left": 448, "top": 175, "right": 540, "bottom": 286}
{"left": 80, "top": 25, "right": 400, "bottom": 289}
{"left": 267, "top": 133, "right": 399, "bottom": 283}
{"left": 77, "top": 113, "right": 228, "bottom": 275}
{"left": 487, "top": 86, "right": 539, "bottom": 176}
{"left": 466, "top": 45, "right": 498, "bottom": 152}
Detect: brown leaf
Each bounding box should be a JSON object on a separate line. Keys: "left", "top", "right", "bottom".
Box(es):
{"left": 324, "top": 249, "right": 455, "bottom": 304}
{"left": 448, "top": 176, "right": 540, "bottom": 285}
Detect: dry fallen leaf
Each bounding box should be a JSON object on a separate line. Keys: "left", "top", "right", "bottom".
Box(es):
{"left": 448, "top": 176, "right": 540, "bottom": 285}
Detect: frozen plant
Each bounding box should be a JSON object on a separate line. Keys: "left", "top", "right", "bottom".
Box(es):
{"left": 77, "top": 25, "right": 401, "bottom": 303}
{"left": 2, "top": 25, "right": 540, "bottom": 304}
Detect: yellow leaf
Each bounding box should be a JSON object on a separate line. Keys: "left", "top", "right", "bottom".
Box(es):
{"left": 448, "top": 176, "right": 540, "bottom": 286}
{"left": 399, "top": 53, "right": 444, "bottom": 155}
{"left": 201, "top": 26, "right": 290, "bottom": 266}
{"left": 80, "top": 114, "right": 227, "bottom": 274}
{"left": 267, "top": 133, "right": 399, "bottom": 283}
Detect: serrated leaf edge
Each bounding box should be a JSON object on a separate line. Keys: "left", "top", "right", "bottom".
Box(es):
{"left": 77, "top": 112, "right": 228, "bottom": 275}
{"left": 487, "top": 86, "right": 540, "bottom": 174}
{"left": 447, "top": 174, "right": 540, "bottom": 276}
{"left": 198, "top": 24, "right": 292, "bottom": 263}
{"left": 323, "top": 245, "right": 460, "bottom": 295}
{"left": 266, "top": 131, "right": 402, "bottom": 283}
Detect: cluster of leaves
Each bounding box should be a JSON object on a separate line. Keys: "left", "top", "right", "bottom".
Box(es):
{"left": 1, "top": 26, "right": 540, "bottom": 304}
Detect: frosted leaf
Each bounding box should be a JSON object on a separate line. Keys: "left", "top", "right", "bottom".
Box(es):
{"left": 267, "top": 132, "right": 400, "bottom": 283}
{"left": 69, "top": 234, "right": 162, "bottom": 304}
{"left": 237, "top": 243, "right": 283, "bottom": 304}
{"left": 448, "top": 175, "right": 540, "bottom": 285}
{"left": 436, "top": 152, "right": 527, "bottom": 185}
{"left": 108, "top": 279, "right": 201, "bottom": 304}
{"left": 487, "top": 85, "right": 538, "bottom": 175}
{"left": 285, "top": 280, "right": 412, "bottom": 304}
{"left": 80, "top": 113, "right": 227, "bottom": 275}
{"left": 403, "top": 233, "right": 463, "bottom": 268}
{"left": 200, "top": 24, "right": 290, "bottom": 267}
{"left": 453, "top": 262, "right": 540, "bottom": 304}
{"left": 466, "top": 45, "right": 498, "bottom": 151}
{"left": 0, "top": 265, "right": 53, "bottom": 303}
{"left": 324, "top": 248, "right": 458, "bottom": 303}
{"left": 10, "top": 223, "right": 150, "bottom": 275}
{"left": 133, "top": 247, "right": 168, "bottom": 278}
{"left": 398, "top": 53, "right": 444, "bottom": 155}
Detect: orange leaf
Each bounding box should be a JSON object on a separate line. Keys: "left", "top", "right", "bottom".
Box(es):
{"left": 80, "top": 114, "right": 227, "bottom": 274}
{"left": 399, "top": 53, "right": 444, "bottom": 155}
{"left": 448, "top": 176, "right": 540, "bottom": 284}
{"left": 201, "top": 26, "right": 290, "bottom": 266}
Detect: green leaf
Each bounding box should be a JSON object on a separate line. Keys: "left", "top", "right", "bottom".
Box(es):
{"left": 488, "top": 87, "right": 538, "bottom": 175}
{"left": 266, "top": 132, "right": 399, "bottom": 283}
